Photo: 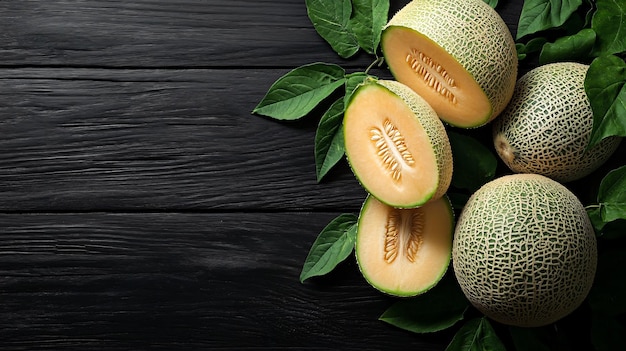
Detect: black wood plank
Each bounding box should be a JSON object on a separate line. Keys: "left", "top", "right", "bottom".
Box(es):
{"left": 0, "top": 68, "right": 368, "bottom": 212}
{"left": 0, "top": 0, "right": 523, "bottom": 69}
{"left": 0, "top": 212, "right": 450, "bottom": 350}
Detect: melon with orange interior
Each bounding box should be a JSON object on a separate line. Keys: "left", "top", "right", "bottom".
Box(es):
{"left": 381, "top": 0, "right": 518, "bottom": 128}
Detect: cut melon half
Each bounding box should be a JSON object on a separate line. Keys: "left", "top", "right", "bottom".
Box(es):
{"left": 381, "top": 0, "right": 518, "bottom": 128}
{"left": 356, "top": 194, "right": 454, "bottom": 297}
{"left": 344, "top": 79, "right": 452, "bottom": 208}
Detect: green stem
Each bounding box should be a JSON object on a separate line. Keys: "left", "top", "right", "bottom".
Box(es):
{"left": 365, "top": 56, "right": 385, "bottom": 75}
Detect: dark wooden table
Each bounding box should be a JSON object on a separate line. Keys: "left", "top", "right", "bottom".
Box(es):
{"left": 0, "top": 1, "right": 563, "bottom": 349}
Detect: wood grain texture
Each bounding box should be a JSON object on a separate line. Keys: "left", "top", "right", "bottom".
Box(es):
{"left": 0, "top": 0, "right": 523, "bottom": 69}
{"left": 0, "top": 68, "right": 371, "bottom": 212}
{"left": 0, "top": 212, "right": 451, "bottom": 350}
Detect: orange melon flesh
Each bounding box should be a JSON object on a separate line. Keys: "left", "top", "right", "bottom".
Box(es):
{"left": 382, "top": 27, "right": 492, "bottom": 127}
{"left": 344, "top": 80, "right": 449, "bottom": 208}
{"left": 356, "top": 195, "right": 454, "bottom": 297}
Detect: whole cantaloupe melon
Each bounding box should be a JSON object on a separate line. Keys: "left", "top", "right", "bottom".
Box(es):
{"left": 452, "top": 174, "right": 597, "bottom": 327}
{"left": 493, "top": 62, "right": 621, "bottom": 182}
{"left": 344, "top": 78, "right": 452, "bottom": 208}
{"left": 381, "top": 0, "right": 518, "bottom": 128}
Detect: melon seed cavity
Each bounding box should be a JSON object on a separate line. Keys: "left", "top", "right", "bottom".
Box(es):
{"left": 406, "top": 48, "right": 457, "bottom": 104}
{"left": 370, "top": 119, "right": 415, "bottom": 182}
{"left": 383, "top": 209, "right": 424, "bottom": 264}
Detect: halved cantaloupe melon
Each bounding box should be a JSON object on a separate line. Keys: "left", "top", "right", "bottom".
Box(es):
{"left": 356, "top": 194, "right": 454, "bottom": 297}
{"left": 344, "top": 78, "right": 452, "bottom": 208}
{"left": 381, "top": 0, "right": 518, "bottom": 128}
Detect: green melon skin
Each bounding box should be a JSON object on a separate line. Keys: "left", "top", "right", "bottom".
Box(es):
{"left": 381, "top": 0, "right": 518, "bottom": 127}
{"left": 493, "top": 62, "right": 621, "bottom": 183}
{"left": 452, "top": 174, "right": 597, "bottom": 327}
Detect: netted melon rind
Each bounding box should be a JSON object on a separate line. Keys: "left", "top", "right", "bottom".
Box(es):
{"left": 377, "top": 79, "right": 453, "bottom": 202}
{"left": 383, "top": 0, "right": 518, "bottom": 123}
{"left": 493, "top": 62, "right": 621, "bottom": 182}
{"left": 452, "top": 174, "right": 597, "bottom": 327}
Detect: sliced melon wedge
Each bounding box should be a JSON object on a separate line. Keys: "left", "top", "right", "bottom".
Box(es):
{"left": 344, "top": 79, "right": 452, "bottom": 208}
{"left": 381, "top": 0, "right": 518, "bottom": 128}
{"left": 356, "top": 194, "right": 454, "bottom": 297}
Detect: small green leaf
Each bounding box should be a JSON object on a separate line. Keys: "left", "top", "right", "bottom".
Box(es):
{"left": 584, "top": 55, "right": 626, "bottom": 148}
{"left": 539, "top": 28, "right": 596, "bottom": 64}
{"left": 379, "top": 275, "right": 469, "bottom": 334}
{"left": 516, "top": 0, "right": 584, "bottom": 40}
{"left": 516, "top": 37, "right": 549, "bottom": 60}
{"left": 483, "top": 0, "right": 498, "bottom": 9}
{"left": 509, "top": 326, "right": 553, "bottom": 351}
{"left": 445, "top": 317, "right": 507, "bottom": 351}
{"left": 587, "top": 246, "right": 626, "bottom": 316}
{"left": 597, "top": 165, "right": 626, "bottom": 223}
{"left": 344, "top": 72, "right": 371, "bottom": 106}
{"left": 591, "top": 0, "right": 626, "bottom": 56}
{"left": 315, "top": 99, "right": 346, "bottom": 182}
{"left": 448, "top": 131, "right": 497, "bottom": 193}
{"left": 253, "top": 63, "right": 346, "bottom": 120}
{"left": 300, "top": 214, "right": 358, "bottom": 282}
{"left": 306, "top": 0, "right": 359, "bottom": 58}
{"left": 591, "top": 312, "right": 626, "bottom": 351}
{"left": 349, "top": 0, "right": 389, "bottom": 55}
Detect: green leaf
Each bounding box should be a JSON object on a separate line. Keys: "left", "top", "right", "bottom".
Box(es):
{"left": 587, "top": 246, "right": 626, "bottom": 316}
{"left": 516, "top": 0, "right": 584, "bottom": 40}
{"left": 445, "top": 317, "right": 507, "bottom": 351}
{"left": 539, "top": 28, "right": 596, "bottom": 64}
{"left": 306, "top": 0, "right": 359, "bottom": 58}
{"left": 448, "top": 131, "right": 497, "bottom": 193}
{"left": 349, "top": 0, "right": 389, "bottom": 55}
{"left": 299, "top": 214, "right": 358, "bottom": 282}
{"left": 315, "top": 99, "right": 346, "bottom": 182}
{"left": 253, "top": 63, "right": 346, "bottom": 120}
{"left": 591, "top": 312, "right": 626, "bottom": 351}
{"left": 509, "top": 326, "right": 553, "bottom": 351}
{"left": 584, "top": 55, "right": 626, "bottom": 147}
{"left": 344, "top": 72, "right": 370, "bottom": 106}
{"left": 379, "top": 275, "right": 469, "bottom": 333}
{"left": 516, "top": 37, "right": 549, "bottom": 60}
{"left": 597, "top": 165, "right": 626, "bottom": 223}
{"left": 591, "top": 0, "right": 626, "bottom": 56}
{"left": 483, "top": 0, "right": 498, "bottom": 8}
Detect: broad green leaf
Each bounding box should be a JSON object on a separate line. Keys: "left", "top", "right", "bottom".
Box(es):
{"left": 445, "top": 317, "right": 507, "bottom": 351}
{"left": 300, "top": 214, "right": 358, "bottom": 282}
{"left": 349, "top": 0, "right": 389, "bottom": 55}
{"left": 253, "top": 63, "right": 346, "bottom": 120}
{"left": 516, "top": 37, "right": 548, "bottom": 60}
{"left": 587, "top": 246, "right": 626, "bottom": 315}
{"left": 379, "top": 275, "right": 469, "bottom": 333}
{"left": 344, "top": 72, "right": 370, "bottom": 106}
{"left": 539, "top": 28, "right": 596, "bottom": 64}
{"left": 509, "top": 326, "right": 553, "bottom": 351}
{"left": 483, "top": 0, "right": 498, "bottom": 8}
{"left": 516, "top": 0, "right": 583, "bottom": 39}
{"left": 448, "top": 131, "right": 497, "bottom": 193}
{"left": 306, "top": 0, "right": 359, "bottom": 58}
{"left": 315, "top": 99, "right": 346, "bottom": 182}
{"left": 584, "top": 55, "right": 626, "bottom": 148}
{"left": 591, "top": 312, "right": 626, "bottom": 351}
{"left": 597, "top": 165, "right": 626, "bottom": 223}
{"left": 591, "top": 0, "right": 626, "bottom": 56}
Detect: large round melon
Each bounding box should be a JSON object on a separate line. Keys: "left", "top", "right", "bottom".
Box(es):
{"left": 493, "top": 62, "right": 621, "bottom": 183}
{"left": 344, "top": 78, "right": 452, "bottom": 208}
{"left": 381, "top": 0, "right": 518, "bottom": 128}
{"left": 356, "top": 194, "right": 454, "bottom": 297}
{"left": 452, "top": 174, "right": 597, "bottom": 327}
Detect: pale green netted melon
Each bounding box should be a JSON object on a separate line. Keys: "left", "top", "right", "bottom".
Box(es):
{"left": 356, "top": 194, "right": 454, "bottom": 297}
{"left": 381, "top": 0, "right": 518, "bottom": 128}
{"left": 453, "top": 174, "right": 597, "bottom": 327}
{"left": 344, "top": 78, "right": 452, "bottom": 208}
{"left": 493, "top": 62, "right": 621, "bottom": 182}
